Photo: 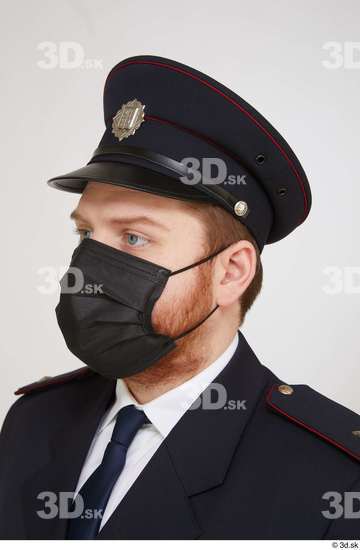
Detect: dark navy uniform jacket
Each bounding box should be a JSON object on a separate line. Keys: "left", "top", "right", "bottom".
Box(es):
{"left": 1, "top": 332, "right": 359, "bottom": 539}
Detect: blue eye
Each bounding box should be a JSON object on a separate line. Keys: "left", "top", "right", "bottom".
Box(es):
{"left": 82, "top": 230, "right": 92, "bottom": 240}
{"left": 126, "top": 233, "right": 148, "bottom": 247}
{"left": 74, "top": 228, "right": 92, "bottom": 241}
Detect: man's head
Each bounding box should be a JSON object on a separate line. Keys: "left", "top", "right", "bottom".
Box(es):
{"left": 70, "top": 181, "right": 262, "bottom": 389}
{"left": 49, "top": 55, "right": 311, "bottom": 401}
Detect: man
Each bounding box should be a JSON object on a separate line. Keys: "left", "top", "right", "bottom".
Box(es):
{"left": 0, "top": 55, "right": 359, "bottom": 540}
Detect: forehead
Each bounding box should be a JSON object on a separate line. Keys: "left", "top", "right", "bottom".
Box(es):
{"left": 78, "top": 181, "right": 177, "bottom": 213}
{"left": 74, "top": 181, "right": 206, "bottom": 233}
{"left": 82, "top": 180, "right": 168, "bottom": 204}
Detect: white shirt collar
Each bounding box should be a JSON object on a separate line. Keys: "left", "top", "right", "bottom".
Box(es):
{"left": 98, "top": 331, "right": 239, "bottom": 439}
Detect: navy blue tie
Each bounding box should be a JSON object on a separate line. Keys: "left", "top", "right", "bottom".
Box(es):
{"left": 66, "top": 404, "right": 149, "bottom": 539}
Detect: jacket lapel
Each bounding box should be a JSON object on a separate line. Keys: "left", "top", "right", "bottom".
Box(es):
{"left": 164, "top": 331, "right": 269, "bottom": 496}
{"left": 97, "top": 442, "right": 202, "bottom": 539}
{"left": 21, "top": 374, "right": 116, "bottom": 539}
{"left": 98, "top": 331, "right": 270, "bottom": 539}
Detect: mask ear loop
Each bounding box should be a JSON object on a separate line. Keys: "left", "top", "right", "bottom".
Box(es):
{"left": 173, "top": 304, "right": 219, "bottom": 341}
{"left": 169, "top": 244, "right": 229, "bottom": 277}
{"left": 170, "top": 244, "right": 229, "bottom": 341}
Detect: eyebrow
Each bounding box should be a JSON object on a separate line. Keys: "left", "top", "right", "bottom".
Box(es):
{"left": 70, "top": 209, "right": 86, "bottom": 222}
{"left": 70, "top": 209, "right": 169, "bottom": 231}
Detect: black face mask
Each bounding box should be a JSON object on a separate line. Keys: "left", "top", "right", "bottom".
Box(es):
{"left": 56, "top": 237, "right": 226, "bottom": 379}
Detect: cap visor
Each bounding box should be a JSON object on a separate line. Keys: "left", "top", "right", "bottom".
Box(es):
{"left": 47, "top": 161, "right": 211, "bottom": 202}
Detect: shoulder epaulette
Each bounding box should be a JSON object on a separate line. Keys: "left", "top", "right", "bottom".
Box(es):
{"left": 266, "top": 383, "right": 360, "bottom": 463}
{"left": 14, "top": 366, "right": 94, "bottom": 396}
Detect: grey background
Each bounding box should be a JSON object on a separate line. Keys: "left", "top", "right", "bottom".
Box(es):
{"left": 1, "top": 0, "right": 359, "bottom": 423}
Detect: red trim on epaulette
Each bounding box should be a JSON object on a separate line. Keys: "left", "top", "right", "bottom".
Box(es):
{"left": 266, "top": 385, "right": 360, "bottom": 463}
{"left": 104, "top": 60, "right": 309, "bottom": 222}
{"left": 14, "top": 366, "right": 93, "bottom": 396}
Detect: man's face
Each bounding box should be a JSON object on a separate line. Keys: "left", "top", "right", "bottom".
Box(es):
{"left": 71, "top": 181, "right": 215, "bottom": 342}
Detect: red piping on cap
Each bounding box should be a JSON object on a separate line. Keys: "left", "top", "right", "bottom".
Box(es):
{"left": 145, "top": 114, "right": 257, "bottom": 170}
{"left": 105, "top": 60, "right": 309, "bottom": 221}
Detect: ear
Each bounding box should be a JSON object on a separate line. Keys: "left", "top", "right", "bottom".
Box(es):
{"left": 214, "top": 240, "right": 257, "bottom": 307}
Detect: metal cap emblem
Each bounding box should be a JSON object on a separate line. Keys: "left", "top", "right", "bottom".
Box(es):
{"left": 112, "top": 99, "right": 145, "bottom": 142}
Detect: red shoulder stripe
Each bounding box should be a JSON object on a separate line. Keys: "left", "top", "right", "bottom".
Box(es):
{"left": 14, "top": 366, "right": 93, "bottom": 396}
{"left": 266, "top": 384, "right": 360, "bottom": 463}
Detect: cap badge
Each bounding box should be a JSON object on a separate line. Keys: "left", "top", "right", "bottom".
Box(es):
{"left": 112, "top": 99, "right": 145, "bottom": 142}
